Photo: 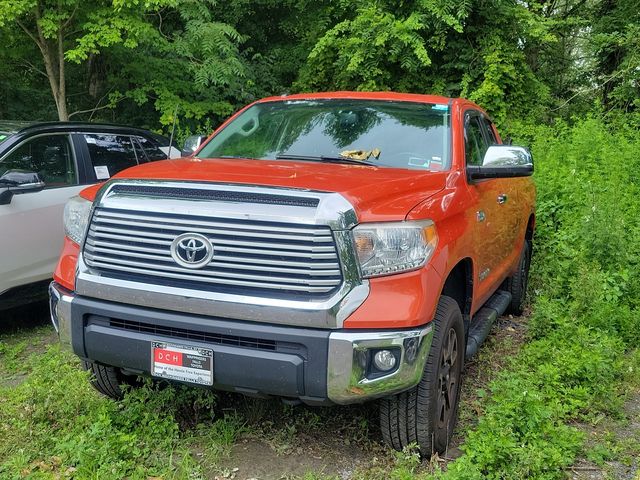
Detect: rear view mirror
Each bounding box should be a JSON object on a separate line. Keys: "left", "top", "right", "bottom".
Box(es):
{"left": 0, "top": 169, "right": 45, "bottom": 205}
{"left": 181, "top": 135, "right": 208, "bottom": 157}
{"left": 467, "top": 145, "right": 533, "bottom": 181}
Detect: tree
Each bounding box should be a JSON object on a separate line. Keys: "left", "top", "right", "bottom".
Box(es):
{"left": 0, "top": 23, "right": 55, "bottom": 120}
{"left": 590, "top": 0, "right": 640, "bottom": 111}
{"left": 82, "top": 0, "right": 249, "bottom": 136}
{"left": 295, "top": 1, "right": 470, "bottom": 93}
{"left": 0, "top": 0, "right": 172, "bottom": 120}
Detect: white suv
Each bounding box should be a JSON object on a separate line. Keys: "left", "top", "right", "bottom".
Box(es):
{"left": 0, "top": 122, "right": 172, "bottom": 311}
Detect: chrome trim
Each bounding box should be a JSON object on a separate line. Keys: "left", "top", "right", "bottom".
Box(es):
{"left": 76, "top": 258, "right": 368, "bottom": 329}
{"left": 482, "top": 145, "right": 533, "bottom": 168}
{"left": 92, "top": 209, "right": 336, "bottom": 239}
{"left": 88, "top": 227, "right": 337, "bottom": 252}
{"left": 327, "top": 324, "right": 433, "bottom": 404}
{"left": 76, "top": 180, "right": 368, "bottom": 328}
{"left": 91, "top": 180, "right": 358, "bottom": 230}
{"left": 11, "top": 181, "right": 46, "bottom": 191}
{"left": 48, "top": 282, "right": 73, "bottom": 350}
{"left": 82, "top": 256, "right": 340, "bottom": 290}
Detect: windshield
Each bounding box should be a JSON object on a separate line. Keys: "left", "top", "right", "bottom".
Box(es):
{"left": 196, "top": 99, "right": 451, "bottom": 170}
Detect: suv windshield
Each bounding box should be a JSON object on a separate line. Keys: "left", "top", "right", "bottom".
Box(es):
{"left": 196, "top": 99, "right": 450, "bottom": 170}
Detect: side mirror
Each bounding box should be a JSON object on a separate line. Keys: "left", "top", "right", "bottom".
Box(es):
{"left": 181, "top": 135, "right": 207, "bottom": 157}
{"left": 0, "top": 170, "right": 46, "bottom": 205}
{"left": 467, "top": 145, "right": 533, "bottom": 181}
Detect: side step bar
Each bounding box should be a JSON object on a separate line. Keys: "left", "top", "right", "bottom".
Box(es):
{"left": 465, "top": 290, "right": 512, "bottom": 360}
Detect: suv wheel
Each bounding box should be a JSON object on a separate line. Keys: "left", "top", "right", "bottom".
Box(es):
{"left": 82, "top": 360, "right": 137, "bottom": 400}
{"left": 379, "top": 295, "right": 465, "bottom": 456}
{"left": 504, "top": 239, "right": 532, "bottom": 316}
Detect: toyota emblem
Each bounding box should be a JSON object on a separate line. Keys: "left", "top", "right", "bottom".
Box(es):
{"left": 170, "top": 233, "right": 214, "bottom": 269}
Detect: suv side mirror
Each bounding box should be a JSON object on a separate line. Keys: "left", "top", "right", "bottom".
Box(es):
{"left": 467, "top": 145, "right": 533, "bottom": 181}
{"left": 181, "top": 135, "right": 207, "bottom": 157}
{"left": 0, "top": 170, "right": 46, "bottom": 205}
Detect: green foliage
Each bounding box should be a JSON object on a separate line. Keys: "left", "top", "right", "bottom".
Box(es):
{"left": 297, "top": 4, "right": 436, "bottom": 91}
{"left": 1, "top": 0, "right": 638, "bottom": 128}
{"left": 1, "top": 1, "right": 640, "bottom": 478}
{"left": 106, "top": 0, "right": 248, "bottom": 127}
{"left": 295, "top": 0, "right": 561, "bottom": 128}
{"left": 590, "top": 0, "right": 640, "bottom": 110}
{"left": 0, "top": 345, "right": 242, "bottom": 479}
{"left": 0, "top": 340, "right": 27, "bottom": 374}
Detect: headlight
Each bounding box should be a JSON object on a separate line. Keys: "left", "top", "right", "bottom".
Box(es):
{"left": 64, "top": 196, "right": 92, "bottom": 245}
{"left": 353, "top": 220, "right": 438, "bottom": 278}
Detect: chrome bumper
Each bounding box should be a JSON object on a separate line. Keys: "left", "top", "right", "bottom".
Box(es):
{"left": 48, "top": 281, "right": 433, "bottom": 404}
{"left": 326, "top": 324, "right": 433, "bottom": 404}
{"left": 49, "top": 282, "right": 73, "bottom": 349}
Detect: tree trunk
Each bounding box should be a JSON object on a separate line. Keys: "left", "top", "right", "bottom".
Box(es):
{"left": 39, "top": 43, "right": 68, "bottom": 121}
{"left": 56, "top": 29, "right": 68, "bottom": 121}
{"left": 28, "top": 3, "right": 69, "bottom": 121}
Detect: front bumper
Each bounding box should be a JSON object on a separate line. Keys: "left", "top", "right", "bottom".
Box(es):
{"left": 49, "top": 281, "right": 433, "bottom": 405}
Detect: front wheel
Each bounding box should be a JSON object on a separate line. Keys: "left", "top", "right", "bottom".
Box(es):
{"left": 82, "top": 360, "right": 138, "bottom": 400}
{"left": 379, "top": 295, "right": 465, "bottom": 456}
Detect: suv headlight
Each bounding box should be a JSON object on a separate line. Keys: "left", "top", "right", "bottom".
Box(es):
{"left": 64, "top": 196, "right": 92, "bottom": 245}
{"left": 353, "top": 220, "right": 438, "bottom": 278}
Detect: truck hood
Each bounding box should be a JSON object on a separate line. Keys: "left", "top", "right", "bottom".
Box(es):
{"left": 107, "top": 157, "right": 448, "bottom": 222}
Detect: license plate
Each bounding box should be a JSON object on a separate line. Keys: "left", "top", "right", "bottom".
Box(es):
{"left": 151, "top": 341, "right": 213, "bottom": 386}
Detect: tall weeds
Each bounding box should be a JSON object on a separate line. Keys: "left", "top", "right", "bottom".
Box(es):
{"left": 435, "top": 117, "right": 640, "bottom": 479}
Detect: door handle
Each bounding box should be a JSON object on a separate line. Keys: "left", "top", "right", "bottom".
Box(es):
{"left": 497, "top": 194, "right": 508, "bottom": 204}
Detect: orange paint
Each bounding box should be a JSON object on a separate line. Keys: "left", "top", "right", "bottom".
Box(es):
{"left": 53, "top": 236, "right": 80, "bottom": 291}
{"left": 343, "top": 265, "right": 442, "bottom": 329}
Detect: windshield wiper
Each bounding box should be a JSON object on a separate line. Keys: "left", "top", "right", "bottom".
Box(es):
{"left": 275, "top": 153, "right": 376, "bottom": 166}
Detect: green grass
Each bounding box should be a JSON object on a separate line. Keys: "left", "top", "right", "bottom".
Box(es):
{"left": 0, "top": 342, "right": 244, "bottom": 479}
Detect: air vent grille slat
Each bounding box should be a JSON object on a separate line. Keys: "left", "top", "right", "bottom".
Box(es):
{"left": 83, "top": 186, "right": 343, "bottom": 301}
{"left": 108, "top": 318, "right": 279, "bottom": 351}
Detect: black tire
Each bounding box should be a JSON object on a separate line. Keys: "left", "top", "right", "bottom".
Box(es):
{"left": 504, "top": 239, "right": 532, "bottom": 316}
{"left": 379, "top": 295, "right": 465, "bottom": 457}
{"left": 82, "top": 360, "right": 136, "bottom": 400}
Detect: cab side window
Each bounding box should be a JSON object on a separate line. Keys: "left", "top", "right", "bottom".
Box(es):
{"left": 464, "top": 114, "right": 488, "bottom": 166}
{"left": 84, "top": 134, "right": 138, "bottom": 179}
{"left": 0, "top": 135, "right": 76, "bottom": 187}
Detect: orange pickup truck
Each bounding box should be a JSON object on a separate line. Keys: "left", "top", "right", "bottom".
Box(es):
{"left": 49, "top": 91, "right": 535, "bottom": 455}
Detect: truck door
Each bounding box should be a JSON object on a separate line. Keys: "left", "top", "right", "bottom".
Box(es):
{"left": 464, "top": 111, "right": 517, "bottom": 304}
{"left": 479, "top": 116, "right": 522, "bottom": 261}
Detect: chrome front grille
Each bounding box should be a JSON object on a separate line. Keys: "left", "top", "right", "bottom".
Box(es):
{"left": 83, "top": 206, "right": 343, "bottom": 299}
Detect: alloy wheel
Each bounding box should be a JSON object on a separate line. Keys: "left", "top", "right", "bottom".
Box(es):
{"left": 437, "top": 328, "right": 459, "bottom": 429}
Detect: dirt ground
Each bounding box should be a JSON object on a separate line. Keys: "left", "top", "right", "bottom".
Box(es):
{"left": 570, "top": 388, "right": 640, "bottom": 480}
{"left": 210, "top": 314, "right": 531, "bottom": 480}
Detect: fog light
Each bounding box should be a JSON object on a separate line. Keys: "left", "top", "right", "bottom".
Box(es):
{"left": 373, "top": 350, "right": 397, "bottom": 371}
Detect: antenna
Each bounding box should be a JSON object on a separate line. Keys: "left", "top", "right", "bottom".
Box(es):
{"left": 167, "top": 104, "right": 178, "bottom": 158}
